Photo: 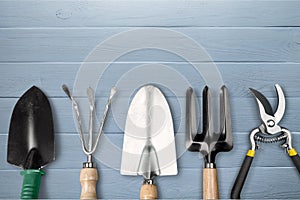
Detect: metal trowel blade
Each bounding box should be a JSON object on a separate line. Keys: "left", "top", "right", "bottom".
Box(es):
{"left": 120, "top": 85, "right": 177, "bottom": 178}
{"left": 7, "top": 86, "right": 55, "bottom": 169}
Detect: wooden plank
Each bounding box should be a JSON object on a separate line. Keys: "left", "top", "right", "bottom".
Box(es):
{"left": 1, "top": 1, "right": 299, "bottom": 199}
{"left": 1, "top": 28, "right": 300, "bottom": 62}
{"left": 0, "top": 167, "right": 299, "bottom": 199}
{"left": 0, "top": 62, "right": 300, "bottom": 98}
{"left": 1, "top": 133, "right": 300, "bottom": 170}
{"left": 1, "top": 96, "right": 300, "bottom": 133}
{"left": 0, "top": 1, "right": 300, "bottom": 27}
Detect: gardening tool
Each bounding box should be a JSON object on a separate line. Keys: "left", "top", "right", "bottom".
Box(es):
{"left": 121, "top": 85, "right": 177, "bottom": 199}
{"left": 62, "top": 85, "right": 116, "bottom": 200}
{"left": 7, "top": 86, "right": 55, "bottom": 199}
{"left": 186, "top": 85, "right": 233, "bottom": 199}
{"left": 231, "top": 84, "right": 300, "bottom": 199}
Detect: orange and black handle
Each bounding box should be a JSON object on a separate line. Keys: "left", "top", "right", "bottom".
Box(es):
{"left": 288, "top": 148, "right": 300, "bottom": 173}
{"left": 231, "top": 150, "right": 255, "bottom": 199}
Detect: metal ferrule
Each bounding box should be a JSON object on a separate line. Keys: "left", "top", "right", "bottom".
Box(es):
{"left": 204, "top": 162, "right": 216, "bottom": 169}
{"left": 83, "top": 162, "right": 96, "bottom": 168}
{"left": 143, "top": 179, "right": 154, "bottom": 185}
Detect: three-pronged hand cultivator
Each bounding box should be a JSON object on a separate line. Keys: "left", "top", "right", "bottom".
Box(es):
{"left": 186, "top": 86, "right": 233, "bottom": 199}
{"left": 62, "top": 85, "right": 116, "bottom": 200}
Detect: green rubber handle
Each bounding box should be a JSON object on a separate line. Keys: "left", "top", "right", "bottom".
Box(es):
{"left": 20, "top": 169, "right": 45, "bottom": 199}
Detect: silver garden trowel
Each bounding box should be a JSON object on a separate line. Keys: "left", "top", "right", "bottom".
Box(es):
{"left": 121, "top": 85, "right": 177, "bottom": 199}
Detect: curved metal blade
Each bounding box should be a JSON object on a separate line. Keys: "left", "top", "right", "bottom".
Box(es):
{"left": 7, "top": 86, "right": 55, "bottom": 169}
{"left": 274, "top": 84, "right": 286, "bottom": 123}
{"left": 121, "top": 85, "right": 177, "bottom": 177}
{"left": 249, "top": 87, "right": 274, "bottom": 121}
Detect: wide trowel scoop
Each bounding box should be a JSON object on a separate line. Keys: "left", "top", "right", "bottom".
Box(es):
{"left": 7, "top": 86, "right": 54, "bottom": 199}
{"left": 121, "top": 85, "right": 177, "bottom": 199}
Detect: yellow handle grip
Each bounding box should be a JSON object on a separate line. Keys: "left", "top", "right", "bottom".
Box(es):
{"left": 140, "top": 183, "right": 158, "bottom": 200}
{"left": 203, "top": 168, "right": 219, "bottom": 199}
{"left": 80, "top": 168, "right": 98, "bottom": 200}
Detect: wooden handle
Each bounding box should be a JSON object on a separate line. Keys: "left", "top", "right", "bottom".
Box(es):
{"left": 80, "top": 168, "right": 98, "bottom": 200}
{"left": 140, "top": 183, "right": 158, "bottom": 200}
{"left": 203, "top": 168, "right": 219, "bottom": 199}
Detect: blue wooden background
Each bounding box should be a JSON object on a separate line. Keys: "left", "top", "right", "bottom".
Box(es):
{"left": 1, "top": 0, "right": 300, "bottom": 199}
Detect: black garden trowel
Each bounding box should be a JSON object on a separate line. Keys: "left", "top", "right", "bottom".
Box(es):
{"left": 7, "top": 86, "right": 55, "bottom": 199}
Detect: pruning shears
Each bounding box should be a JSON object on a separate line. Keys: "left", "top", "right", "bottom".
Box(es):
{"left": 231, "top": 84, "right": 300, "bottom": 199}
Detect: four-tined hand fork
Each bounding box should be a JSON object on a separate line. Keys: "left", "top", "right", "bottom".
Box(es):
{"left": 231, "top": 84, "right": 300, "bottom": 199}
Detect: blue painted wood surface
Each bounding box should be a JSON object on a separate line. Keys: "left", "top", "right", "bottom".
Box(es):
{"left": 0, "top": 1, "right": 300, "bottom": 27}
{"left": 0, "top": 1, "right": 300, "bottom": 199}
{"left": 1, "top": 28, "right": 300, "bottom": 62}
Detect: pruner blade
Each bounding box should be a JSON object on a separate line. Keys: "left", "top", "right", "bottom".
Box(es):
{"left": 250, "top": 84, "right": 286, "bottom": 134}
{"left": 249, "top": 88, "right": 273, "bottom": 117}
{"left": 274, "top": 84, "right": 286, "bottom": 123}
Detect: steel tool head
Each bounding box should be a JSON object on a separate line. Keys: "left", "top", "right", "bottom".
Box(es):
{"left": 7, "top": 86, "right": 55, "bottom": 169}
{"left": 62, "top": 85, "right": 116, "bottom": 159}
{"left": 121, "top": 85, "right": 177, "bottom": 180}
{"left": 186, "top": 86, "right": 232, "bottom": 164}
{"left": 250, "top": 84, "right": 285, "bottom": 135}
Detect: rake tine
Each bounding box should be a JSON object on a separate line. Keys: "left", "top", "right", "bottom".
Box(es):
{"left": 202, "top": 86, "right": 214, "bottom": 137}
{"left": 91, "top": 87, "right": 116, "bottom": 155}
{"left": 62, "top": 84, "right": 89, "bottom": 154}
{"left": 87, "top": 87, "right": 95, "bottom": 161}
{"left": 219, "top": 86, "right": 232, "bottom": 146}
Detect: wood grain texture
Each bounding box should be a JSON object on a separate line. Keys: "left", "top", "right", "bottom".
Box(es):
{"left": 0, "top": 63, "right": 300, "bottom": 98}
{"left": 0, "top": 1, "right": 300, "bottom": 28}
{"left": 1, "top": 0, "right": 300, "bottom": 199}
{"left": 80, "top": 168, "right": 98, "bottom": 200}
{"left": 0, "top": 28, "right": 300, "bottom": 62}
{"left": 0, "top": 168, "right": 299, "bottom": 199}
{"left": 1, "top": 96, "right": 300, "bottom": 133}
{"left": 140, "top": 184, "right": 158, "bottom": 200}
{"left": 203, "top": 168, "right": 219, "bottom": 199}
{"left": 1, "top": 133, "right": 300, "bottom": 170}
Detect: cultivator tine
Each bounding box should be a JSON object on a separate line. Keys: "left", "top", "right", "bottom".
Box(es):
{"left": 185, "top": 87, "right": 198, "bottom": 149}
{"left": 202, "top": 86, "right": 214, "bottom": 138}
{"left": 219, "top": 86, "right": 232, "bottom": 147}
{"left": 186, "top": 85, "right": 233, "bottom": 152}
